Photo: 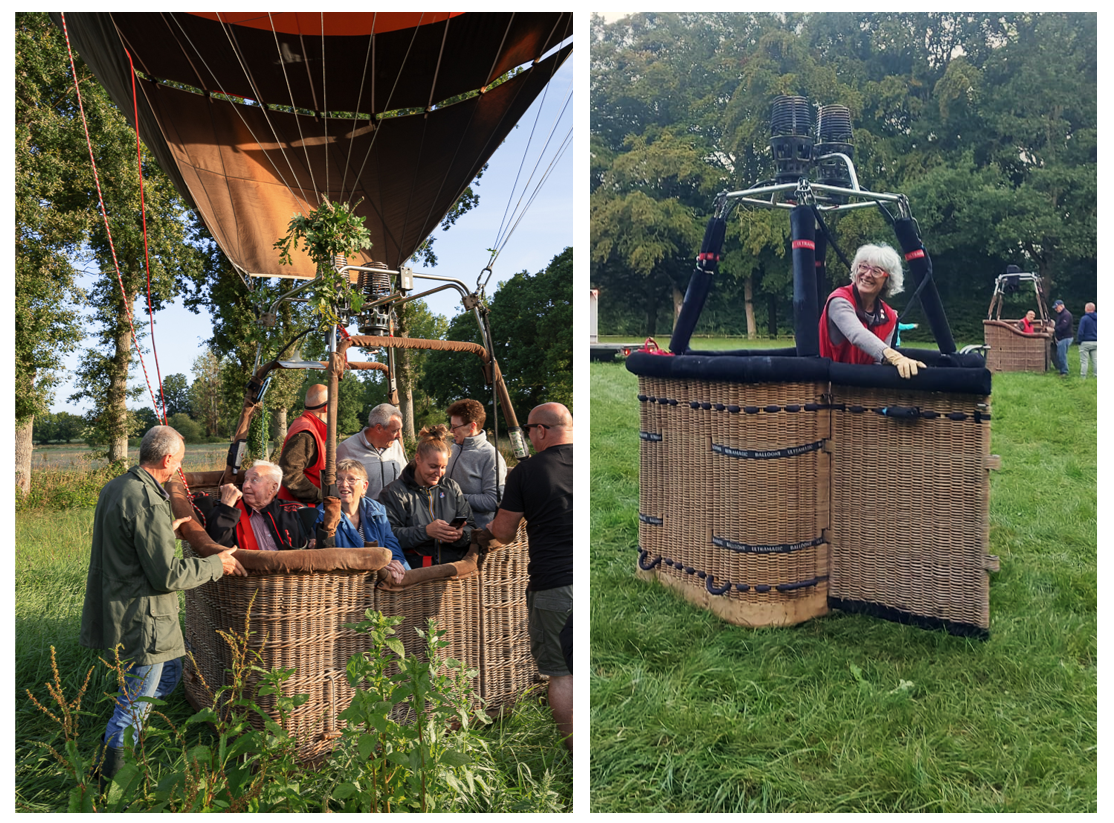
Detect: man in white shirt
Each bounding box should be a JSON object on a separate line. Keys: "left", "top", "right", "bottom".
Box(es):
{"left": 337, "top": 403, "right": 408, "bottom": 500}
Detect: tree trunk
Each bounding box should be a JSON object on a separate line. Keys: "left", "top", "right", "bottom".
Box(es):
{"left": 273, "top": 406, "right": 288, "bottom": 452}
{"left": 645, "top": 289, "right": 658, "bottom": 337}
{"left": 744, "top": 274, "right": 757, "bottom": 340}
{"left": 403, "top": 382, "right": 415, "bottom": 440}
{"left": 672, "top": 284, "right": 685, "bottom": 331}
{"left": 109, "top": 327, "right": 131, "bottom": 464}
{"left": 397, "top": 306, "right": 416, "bottom": 440}
{"left": 16, "top": 415, "right": 33, "bottom": 496}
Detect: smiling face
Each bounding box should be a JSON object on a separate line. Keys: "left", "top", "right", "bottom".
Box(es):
{"left": 415, "top": 450, "right": 448, "bottom": 487}
{"left": 336, "top": 470, "right": 369, "bottom": 505}
{"left": 853, "top": 262, "right": 888, "bottom": 303}
{"left": 241, "top": 467, "right": 279, "bottom": 510}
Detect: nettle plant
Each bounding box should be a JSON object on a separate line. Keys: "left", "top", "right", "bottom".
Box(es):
{"left": 273, "top": 198, "right": 372, "bottom": 327}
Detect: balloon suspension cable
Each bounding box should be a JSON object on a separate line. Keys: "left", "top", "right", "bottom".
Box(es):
{"left": 173, "top": 13, "right": 310, "bottom": 218}
{"left": 490, "top": 57, "right": 571, "bottom": 255}
{"left": 60, "top": 14, "right": 171, "bottom": 431}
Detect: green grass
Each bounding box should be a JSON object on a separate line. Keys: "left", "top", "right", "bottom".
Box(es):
{"left": 15, "top": 507, "right": 571, "bottom": 812}
{"left": 589, "top": 350, "right": 1096, "bottom": 813}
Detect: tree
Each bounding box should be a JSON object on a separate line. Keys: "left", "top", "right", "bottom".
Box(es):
{"left": 590, "top": 13, "right": 1096, "bottom": 342}
{"left": 190, "top": 349, "right": 225, "bottom": 437}
{"left": 160, "top": 373, "right": 191, "bottom": 418}
{"left": 32, "top": 411, "right": 85, "bottom": 444}
{"left": 421, "top": 248, "right": 573, "bottom": 420}
{"left": 15, "top": 12, "right": 91, "bottom": 492}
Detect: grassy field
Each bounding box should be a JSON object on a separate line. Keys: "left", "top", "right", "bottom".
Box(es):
{"left": 15, "top": 506, "right": 571, "bottom": 812}
{"left": 589, "top": 347, "right": 1096, "bottom": 813}
{"left": 30, "top": 443, "right": 229, "bottom": 471}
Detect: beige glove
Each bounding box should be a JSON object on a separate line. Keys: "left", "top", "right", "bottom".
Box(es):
{"left": 882, "top": 347, "right": 927, "bottom": 379}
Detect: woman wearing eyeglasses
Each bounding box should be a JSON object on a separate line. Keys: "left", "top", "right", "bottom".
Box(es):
{"left": 818, "top": 243, "right": 927, "bottom": 378}
{"left": 445, "top": 398, "right": 506, "bottom": 528}
{"left": 378, "top": 425, "right": 475, "bottom": 568}
{"left": 316, "top": 459, "right": 409, "bottom": 584}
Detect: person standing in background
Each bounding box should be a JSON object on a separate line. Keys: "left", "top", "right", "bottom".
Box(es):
{"left": 1077, "top": 302, "right": 1097, "bottom": 378}
{"left": 1052, "top": 300, "right": 1074, "bottom": 376}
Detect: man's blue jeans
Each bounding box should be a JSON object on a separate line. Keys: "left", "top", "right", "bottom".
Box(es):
{"left": 1055, "top": 338, "right": 1071, "bottom": 374}
{"left": 103, "top": 657, "right": 182, "bottom": 749}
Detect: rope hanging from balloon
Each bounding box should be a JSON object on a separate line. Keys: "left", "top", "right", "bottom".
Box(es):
{"left": 61, "top": 13, "right": 169, "bottom": 428}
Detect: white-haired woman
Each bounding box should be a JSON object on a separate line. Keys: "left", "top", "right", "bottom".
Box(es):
{"left": 315, "top": 459, "right": 410, "bottom": 584}
{"left": 818, "top": 243, "right": 927, "bottom": 378}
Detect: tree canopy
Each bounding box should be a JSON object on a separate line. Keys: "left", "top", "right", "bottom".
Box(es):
{"left": 421, "top": 248, "right": 573, "bottom": 424}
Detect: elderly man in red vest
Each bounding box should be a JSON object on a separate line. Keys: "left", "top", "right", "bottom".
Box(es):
{"left": 278, "top": 384, "right": 329, "bottom": 505}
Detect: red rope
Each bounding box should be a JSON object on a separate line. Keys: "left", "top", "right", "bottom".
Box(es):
{"left": 62, "top": 14, "right": 193, "bottom": 498}
{"left": 127, "top": 49, "right": 168, "bottom": 425}
{"left": 61, "top": 16, "right": 165, "bottom": 423}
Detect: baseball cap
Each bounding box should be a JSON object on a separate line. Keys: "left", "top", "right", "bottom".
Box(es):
{"left": 1053, "top": 300, "right": 1064, "bottom": 308}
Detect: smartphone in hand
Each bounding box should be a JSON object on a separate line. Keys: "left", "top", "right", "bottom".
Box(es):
{"left": 448, "top": 516, "right": 468, "bottom": 529}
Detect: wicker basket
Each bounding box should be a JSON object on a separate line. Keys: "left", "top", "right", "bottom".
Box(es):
{"left": 180, "top": 509, "right": 534, "bottom": 761}
{"left": 983, "top": 320, "right": 1051, "bottom": 373}
{"left": 630, "top": 352, "right": 994, "bottom": 637}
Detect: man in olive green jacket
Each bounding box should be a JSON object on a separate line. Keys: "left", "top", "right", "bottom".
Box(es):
{"left": 81, "top": 426, "right": 244, "bottom": 787}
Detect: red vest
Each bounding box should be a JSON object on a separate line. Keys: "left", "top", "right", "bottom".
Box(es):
{"left": 818, "top": 283, "right": 898, "bottom": 365}
{"left": 277, "top": 410, "right": 327, "bottom": 503}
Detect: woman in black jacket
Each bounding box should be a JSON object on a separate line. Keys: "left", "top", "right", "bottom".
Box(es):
{"left": 377, "top": 425, "right": 474, "bottom": 567}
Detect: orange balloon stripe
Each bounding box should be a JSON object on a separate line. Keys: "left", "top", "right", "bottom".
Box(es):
{"left": 187, "top": 12, "right": 464, "bottom": 37}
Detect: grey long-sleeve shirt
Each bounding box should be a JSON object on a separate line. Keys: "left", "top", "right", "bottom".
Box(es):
{"left": 825, "top": 295, "right": 895, "bottom": 362}
{"left": 446, "top": 431, "right": 506, "bottom": 528}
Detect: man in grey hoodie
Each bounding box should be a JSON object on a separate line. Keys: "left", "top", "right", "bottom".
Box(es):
{"left": 446, "top": 398, "right": 507, "bottom": 528}
{"left": 336, "top": 403, "right": 408, "bottom": 500}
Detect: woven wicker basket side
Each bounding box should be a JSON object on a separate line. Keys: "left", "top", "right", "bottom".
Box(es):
{"left": 374, "top": 572, "right": 483, "bottom": 723}
{"left": 983, "top": 320, "right": 1050, "bottom": 373}
{"left": 638, "top": 376, "right": 831, "bottom": 627}
{"left": 477, "top": 523, "right": 534, "bottom": 713}
{"left": 181, "top": 551, "right": 377, "bottom": 761}
{"left": 828, "top": 385, "right": 992, "bottom": 635}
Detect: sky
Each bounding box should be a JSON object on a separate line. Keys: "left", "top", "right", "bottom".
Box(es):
{"left": 49, "top": 54, "right": 573, "bottom": 415}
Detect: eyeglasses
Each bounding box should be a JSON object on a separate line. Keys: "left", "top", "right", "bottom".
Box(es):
{"left": 856, "top": 264, "right": 889, "bottom": 279}
{"left": 449, "top": 422, "right": 471, "bottom": 431}
{"left": 523, "top": 423, "right": 551, "bottom": 432}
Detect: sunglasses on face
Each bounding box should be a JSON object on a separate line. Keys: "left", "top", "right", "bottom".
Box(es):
{"left": 523, "top": 423, "right": 551, "bottom": 432}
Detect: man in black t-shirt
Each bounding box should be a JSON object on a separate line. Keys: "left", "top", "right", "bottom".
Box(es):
{"left": 484, "top": 402, "right": 573, "bottom": 753}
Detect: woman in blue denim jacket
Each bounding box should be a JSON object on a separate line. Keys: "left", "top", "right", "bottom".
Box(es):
{"left": 316, "top": 458, "right": 410, "bottom": 584}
